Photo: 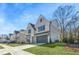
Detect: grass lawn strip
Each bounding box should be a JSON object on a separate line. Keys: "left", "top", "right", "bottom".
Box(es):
{"left": 6, "top": 43, "right": 24, "bottom": 47}
{"left": 0, "top": 46, "right": 4, "bottom": 49}
{"left": 24, "top": 43, "right": 79, "bottom": 55}
{"left": 4, "top": 53, "right": 11, "bottom": 55}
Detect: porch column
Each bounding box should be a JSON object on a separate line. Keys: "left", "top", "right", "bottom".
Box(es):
{"left": 30, "top": 36, "right": 32, "bottom": 43}
{"left": 48, "top": 35, "right": 50, "bottom": 43}
{"left": 34, "top": 36, "right": 37, "bottom": 44}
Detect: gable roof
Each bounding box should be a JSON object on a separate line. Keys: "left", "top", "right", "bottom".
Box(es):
{"left": 14, "top": 31, "right": 20, "bottom": 34}
{"left": 27, "top": 15, "right": 49, "bottom": 31}
{"left": 20, "top": 29, "right": 26, "bottom": 31}
{"left": 40, "top": 15, "right": 49, "bottom": 21}
{"left": 36, "top": 15, "right": 50, "bottom": 24}
{"left": 29, "top": 23, "right": 36, "bottom": 30}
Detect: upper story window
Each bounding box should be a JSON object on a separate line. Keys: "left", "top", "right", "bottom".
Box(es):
{"left": 28, "top": 29, "right": 31, "bottom": 33}
{"left": 40, "top": 18, "right": 42, "bottom": 22}
{"left": 38, "top": 25, "right": 45, "bottom": 32}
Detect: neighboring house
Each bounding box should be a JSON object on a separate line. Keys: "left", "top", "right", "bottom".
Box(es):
{"left": 16, "top": 30, "right": 27, "bottom": 44}
{"left": 12, "top": 31, "right": 20, "bottom": 43}
{"left": 26, "top": 23, "right": 36, "bottom": 44}
{"left": 9, "top": 34, "right": 16, "bottom": 41}
{"left": 0, "top": 34, "right": 8, "bottom": 42}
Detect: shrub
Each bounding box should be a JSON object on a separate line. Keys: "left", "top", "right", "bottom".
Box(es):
{"left": 54, "top": 40, "right": 60, "bottom": 43}
{"left": 68, "top": 39, "right": 74, "bottom": 44}
{"left": 62, "top": 38, "right": 75, "bottom": 44}
{"left": 63, "top": 38, "right": 68, "bottom": 43}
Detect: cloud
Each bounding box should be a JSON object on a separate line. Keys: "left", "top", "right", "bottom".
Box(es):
{"left": 0, "top": 18, "right": 5, "bottom": 24}
{"left": 0, "top": 10, "right": 38, "bottom": 35}
{"left": 13, "top": 12, "right": 38, "bottom": 30}
{"left": 0, "top": 18, "right": 18, "bottom": 34}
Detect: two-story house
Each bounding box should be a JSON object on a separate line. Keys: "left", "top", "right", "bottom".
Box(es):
{"left": 34, "top": 15, "right": 50, "bottom": 43}
{"left": 26, "top": 15, "right": 60, "bottom": 44}
{"left": 26, "top": 23, "right": 36, "bottom": 44}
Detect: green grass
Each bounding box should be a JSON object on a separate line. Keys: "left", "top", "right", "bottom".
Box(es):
{"left": 6, "top": 43, "right": 24, "bottom": 47}
{"left": 24, "top": 43, "right": 79, "bottom": 55}
{"left": 4, "top": 53, "right": 11, "bottom": 55}
{"left": 0, "top": 46, "right": 4, "bottom": 49}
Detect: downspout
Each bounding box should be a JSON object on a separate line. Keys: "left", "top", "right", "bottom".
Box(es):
{"left": 49, "top": 21, "right": 52, "bottom": 43}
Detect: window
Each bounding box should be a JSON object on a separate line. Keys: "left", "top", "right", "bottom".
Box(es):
{"left": 38, "top": 25, "right": 45, "bottom": 32}
{"left": 28, "top": 29, "right": 31, "bottom": 33}
{"left": 42, "top": 25, "right": 45, "bottom": 31}
{"left": 40, "top": 19, "right": 42, "bottom": 22}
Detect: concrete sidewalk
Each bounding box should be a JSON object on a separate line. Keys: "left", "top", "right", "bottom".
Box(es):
{"left": 0, "top": 44, "right": 36, "bottom": 55}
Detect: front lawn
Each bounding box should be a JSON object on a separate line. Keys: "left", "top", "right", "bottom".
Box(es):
{"left": 24, "top": 43, "right": 79, "bottom": 55}
{"left": 0, "top": 46, "right": 4, "bottom": 49}
{"left": 6, "top": 43, "right": 24, "bottom": 47}
{"left": 4, "top": 53, "right": 11, "bottom": 55}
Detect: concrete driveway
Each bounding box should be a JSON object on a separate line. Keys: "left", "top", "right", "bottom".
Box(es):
{"left": 0, "top": 44, "right": 37, "bottom": 55}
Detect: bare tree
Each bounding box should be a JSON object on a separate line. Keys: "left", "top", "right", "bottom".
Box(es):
{"left": 9, "top": 33, "right": 13, "bottom": 37}
{"left": 78, "top": 27, "right": 79, "bottom": 41}
{"left": 53, "top": 5, "right": 75, "bottom": 42}
{"left": 64, "top": 11, "right": 79, "bottom": 44}
{"left": 76, "top": 26, "right": 79, "bottom": 43}
{"left": 14, "top": 31, "right": 19, "bottom": 42}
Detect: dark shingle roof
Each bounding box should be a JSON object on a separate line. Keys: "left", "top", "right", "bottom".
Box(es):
{"left": 14, "top": 31, "right": 20, "bottom": 34}
{"left": 20, "top": 29, "right": 25, "bottom": 31}
{"left": 29, "top": 23, "right": 36, "bottom": 30}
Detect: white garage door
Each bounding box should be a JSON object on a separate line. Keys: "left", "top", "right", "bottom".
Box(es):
{"left": 36, "top": 35, "right": 48, "bottom": 43}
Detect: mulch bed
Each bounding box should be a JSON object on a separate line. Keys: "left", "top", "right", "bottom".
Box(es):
{"left": 65, "top": 44, "right": 79, "bottom": 52}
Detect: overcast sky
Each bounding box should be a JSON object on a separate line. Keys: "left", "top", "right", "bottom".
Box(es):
{"left": 0, "top": 3, "right": 79, "bottom": 34}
